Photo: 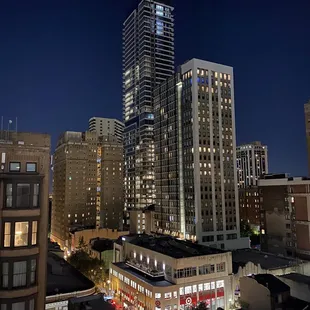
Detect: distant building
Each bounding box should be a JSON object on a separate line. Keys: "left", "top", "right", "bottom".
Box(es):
{"left": 51, "top": 132, "right": 124, "bottom": 250}
{"left": 129, "top": 204, "right": 155, "bottom": 234}
{"left": 237, "top": 141, "right": 268, "bottom": 229}
{"left": 0, "top": 131, "right": 50, "bottom": 310}
{"left": 153, "top": 58, "right": 248, "bottom": 249}
{"left": 88, "top": 117, "right": 124, "bottom": 143}
{"left": 304, "top": 100, "right": 310, "bottom": 176}
{"left": 258, "top": 174, "right": 310, "bottom": 260}
{"left": 111, "top": 234, "right": 232, "bottom": 309}
{"left": 236, "top": 141, "right": 268, "bottom": 188}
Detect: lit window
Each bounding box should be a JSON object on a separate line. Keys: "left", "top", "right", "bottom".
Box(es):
{"left": 173, "top": 291, "right": 177, "bottom": 298}
{"left": 26, "top": 163, "right": 37, "bottom": 172}
{"left": 165, "top": 292, "right": 172, "bottom": 299}
{"left": 9, "top": 162, "right": 20, "bottom": 172}
{"left": 4, "top": 223, "right": 11, "bottom": 247}
{"left": 16, "top": 184, "right": 30, "bottom": 208}
{"left": 14, "top": 222, "right": 29, "bottom": 247}
{"left": 155, "top": 293, "right": 161, "bottom": 299}
{"left": 13, "top": 261, "right": 27, "bottom": 287}
{"left": 31, "top": 221, "right": 38, "bottom": 245}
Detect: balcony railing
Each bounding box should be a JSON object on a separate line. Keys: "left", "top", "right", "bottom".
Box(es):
{"left": 125, "top": 259, "right": 164, "bottom": 278}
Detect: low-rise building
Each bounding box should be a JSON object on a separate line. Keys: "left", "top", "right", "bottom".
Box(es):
{"left": 110, "top": 234, "right": 233, "bottom": 309}
{"left": 240, "top": 274, "right": 290, "bottom": 310}
{"left": 89, "top": 238, "right": 114, "bottom": 267}
{"left": 69, "top": 227, "right": 128, "bottom": 253}
{"left": 278, "top": 273, "right": 310, "bottom": 303}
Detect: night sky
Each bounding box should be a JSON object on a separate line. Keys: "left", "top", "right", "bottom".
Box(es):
{"left": 0, "top": 0, "right": 309, "bottom": 176}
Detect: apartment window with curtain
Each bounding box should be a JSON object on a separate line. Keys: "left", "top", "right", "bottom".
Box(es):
{"left": 33, "top": 184, "right": 40, "bottom": 207}
{"left": 30, "top": 259, "right": 36, "bottom": 284}
{"left": 16, "top": 184, "right": 31, "bottom": 208}
{"left": 2, "top": 263, "right": 9, "bottom": 288}
{"left": 6, "top": 184, "right": 12, "bottom": 207}
{"left": 4, "top": 223, "right": 11, "bottom": 247}
{"left": 14, "top": 222, "right": 28, "bottom": 247}
{"left": 13, "top": 261, "right": 27, "bottom": 287}
{"left": 31, "top": 221, "right": 38, "bottom": 245}
{"left": 12, "top": 302, "right": 25, "bottom": 310}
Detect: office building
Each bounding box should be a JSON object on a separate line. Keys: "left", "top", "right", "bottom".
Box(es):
{"left": 154, "top": 58, "right": 248, "bottom": 249}
{"left": 123, "top": 0, "right": 175, "bottom": 209}
{"left": 0, "top": 131, "right": 50, "bottom": 310}
{"left": 88, "top": 117, "right": 124, "bottom": 143}
{"left": 51, "top": 132, "right": 124, "bottom": 250}
{"left": 258, "top": 174, "right": 310, "bottom": 260}
{"left": 304, "top": 100, "right": 310, "bottom": 176}
{"left": 236, "top": 141, "right": 268, "bottom": 188}
{"left": 111, "top": 234, "right": 233, "bottom": 309}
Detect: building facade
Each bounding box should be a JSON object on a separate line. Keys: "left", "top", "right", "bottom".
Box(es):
{"left": 259, "top": 174, "right": 310, "bottom": 259}
{"left": 111, "top": 235, "right": 232, "bottom": 309}
{"left": 304, "top": 100, "right": 310, "bottom": 176}
{"left": 88, "top": 117, "right": 124, "bottom": 143}
{"left": 0, "top": 131, "right": 50, "bottom": 310}
{"left": 154, "top": 58, "right": 248, "bottom": 249}
{"left": 98, "top": 135, "right": 124, "bottom": 230}
{"left": 52, "top": 132, "right": 124, "bottom": 250}
{"left": 123, "top": 0, "right": 175, "bottom": 209}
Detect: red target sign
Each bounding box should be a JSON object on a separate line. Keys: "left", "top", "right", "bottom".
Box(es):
{"left": 155, "top": 300, "right": 161, "bottom": 307}
{"left": 186, "top": 297, "right": 192, "bottom": 305}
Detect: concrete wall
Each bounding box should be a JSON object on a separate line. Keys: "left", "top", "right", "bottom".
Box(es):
{"left": 240, "top": 277, "right": 271, "bottom": 310}
{"left": 277, "top": 276, "right": 310, "bottom": 302}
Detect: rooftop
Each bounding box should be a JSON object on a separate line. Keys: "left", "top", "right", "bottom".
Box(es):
{"left": 232, "top": 249, "right": 298, "bottom": 272}
{"left": 90, "top": 238, "right": 114, "bottom": 252}
{"left": 280, "top": 273, "right": 310, "bottom": 285}
{"left": 46, "top": 252, "right": 94, "bottom": 296}
{"left": 113, "top": 262, "right": 173, "bottom": 287}
{"left": 250, "top": 274, "right": 289, "bottom": 295}
{"left": 69, "top": 294, "right": 115, "bottom": 310}
{"left": 122, "top": 234, "right": 226, "bottom": 259}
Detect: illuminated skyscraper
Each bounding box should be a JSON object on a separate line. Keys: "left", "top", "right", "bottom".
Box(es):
{"left": 154, "top": 58, "right": 249, "bottom": 249}
{"left": 123, "top": 0, "right": 174, "bottom": 209}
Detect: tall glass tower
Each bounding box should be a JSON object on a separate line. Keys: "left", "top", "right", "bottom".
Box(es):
{"left": 123, "top": 0, "right": 175, "bottom": 209}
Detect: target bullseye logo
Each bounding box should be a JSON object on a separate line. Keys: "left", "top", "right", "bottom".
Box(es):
{"left": 155, "top": 300, "right": 161, "bottom": 307}
{"left": 186, "top": 297, "right": 192, "bottom": 305}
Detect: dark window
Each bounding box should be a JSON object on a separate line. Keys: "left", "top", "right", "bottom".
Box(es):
{"left": 13, "top": 261, "right": 27, "bottom": 287}
{"left": 16, "top": 184, "right": 30, "bottom": 208}
{"left": 5, "top": 184, "right": 12, "bottom": 207}
{"left": 9, "top": 162, "right": 21, "bottom": 172}
{"left": 33, "top": 184, "right": 40, "bottom": 207}
{"left": 26, "top": 163, "right": 37, "bottom": 172}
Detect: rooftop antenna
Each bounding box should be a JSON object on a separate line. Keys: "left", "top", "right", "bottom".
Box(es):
{"left": 16, "top": 117, "right": 18, "bottom": 133}
{"left": 7, "top": 119, "right": 12, "bottom": 140}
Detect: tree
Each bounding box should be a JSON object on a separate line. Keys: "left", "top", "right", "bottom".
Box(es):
{"left": 68, "top": 247, "right": 106, "bottom": 286}
{"left": 194, "top": 302, "right": 208, "bottom": 310}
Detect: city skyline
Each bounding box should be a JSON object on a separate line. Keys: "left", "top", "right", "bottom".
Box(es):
{"left": 0, "top": 0, "right": 310, "bottom": 177}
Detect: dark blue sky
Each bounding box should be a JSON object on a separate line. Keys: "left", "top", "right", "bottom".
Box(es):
{"left": 0, "top": 0, "right": 309, "bottom": 176}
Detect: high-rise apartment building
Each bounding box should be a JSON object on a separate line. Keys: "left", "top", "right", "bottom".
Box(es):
{"left": 123, "top": 0, "right": 175, "bottom": 209}
{"left": 236, "top": 141, "right": 268, "bottom": 188}
{"left": 0, "top": 131, "right": 50, "bottom": 310}
{"left": 51, "top": 132, "right": 123, "bottom": 250}
{"left": 236, "top": 141, "right": 268, "bottom": 228}
{"left": 88, "top": 117, "right": 124, "bottom": 143}
{"left": 304, "top": 100, "right": 310, "bottom": 176}
{"left": 154, "top": 58, "right": 248, "bottom": 249}
{"left": 258, "top": 174, "right": 310, "bottom": 260}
